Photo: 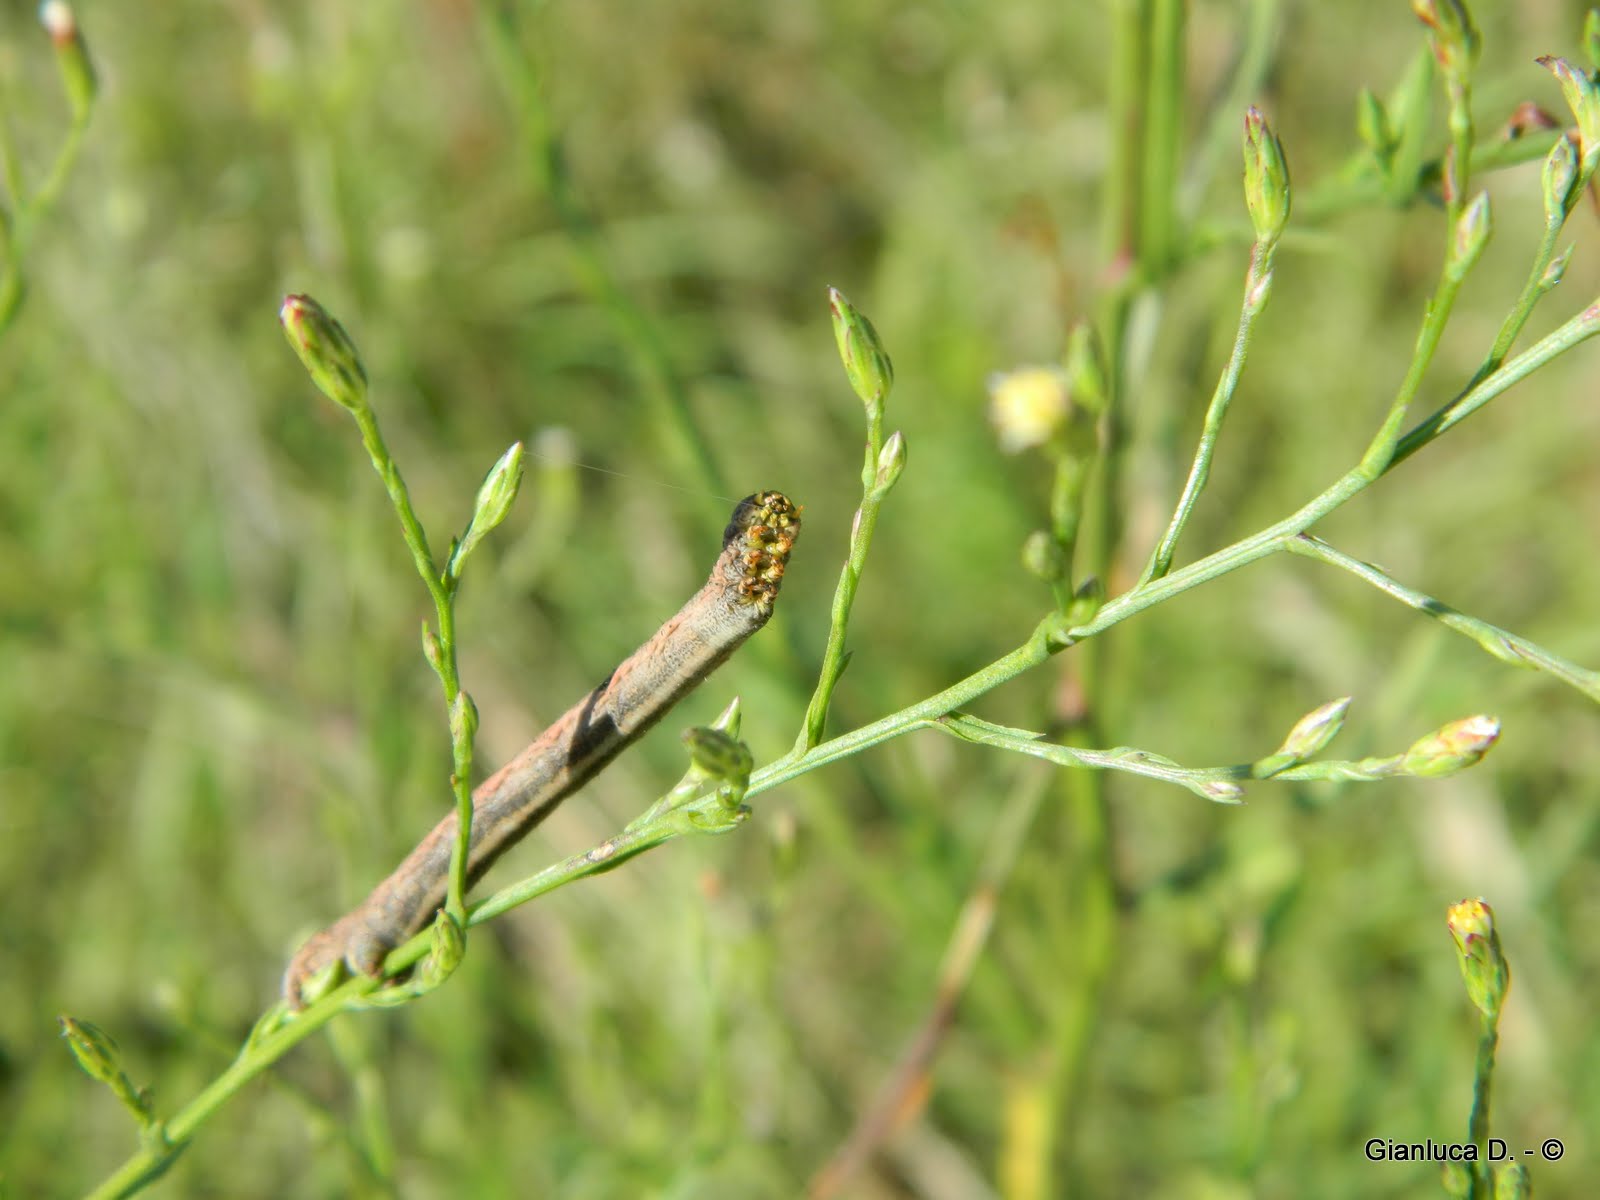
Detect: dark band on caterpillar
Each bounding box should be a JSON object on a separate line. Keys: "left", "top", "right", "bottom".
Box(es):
{"left": 283, "top": 491, "right": 800, "bottom": 1007}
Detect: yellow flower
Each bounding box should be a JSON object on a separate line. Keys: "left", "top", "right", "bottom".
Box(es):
{"left": 988, "top": 367, "right": 1071, "bottom": 454}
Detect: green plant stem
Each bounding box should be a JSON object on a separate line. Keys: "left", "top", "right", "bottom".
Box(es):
{"left": 1442, "top": 74, "right": 1474, "bottom": 225}
{"left": 1467, "top": 1015, "right": 1498, "bottom": 1198}
{"left": 1361, "top": 252, "right": 1472, "bottom": 477}
{"left": 1141, "top": 239, "right": 1277, "bottom": 582}
{"left": 348, "top": 407, "right": 475, "bottom": 926}
{"left": 1139, "top": 0, "right": 1185, "bottom": 276}
{"left": 1390, "top": 299, "right": 1600, "bottom": 467}
{"left": 795, "top": 406, "right": 889, "bottom": 751}
{"left": 1287, "top": 536, "right": 1600, "bottom": 703}
{"left": 83, "top": 979, "right": 381, "bottom": 1200}
{"left": 1103, "top": 0, "right": 1150, "bottom": 272}
{"left": 1471, "top": 218, "right": 1566, "bottom": 389}
{"left": 1048, "top": 450, "right": 1091, "bottom": 605}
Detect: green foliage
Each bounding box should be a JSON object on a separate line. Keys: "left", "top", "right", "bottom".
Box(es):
{"left": 6, "top": 2, "right": 1600, "bottom": 1197}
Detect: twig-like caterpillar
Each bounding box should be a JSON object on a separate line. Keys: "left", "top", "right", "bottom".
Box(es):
{"left": 284, "top": 492, "right": 800, "bottom": 1006}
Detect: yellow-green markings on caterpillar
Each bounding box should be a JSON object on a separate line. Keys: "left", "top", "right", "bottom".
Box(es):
{"left": 284, "top": 491, "right": 800, "bottom": 1007}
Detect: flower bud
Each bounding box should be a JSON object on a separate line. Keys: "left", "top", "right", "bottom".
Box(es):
{"left": 473, "top": 441, "right": 525, "bottom": 534}
{"left": 828, "top": 287, "right": 894, "bottom": 413}
{"left": 39, "top": 2, "right": 97, "bottom": 123}
{"left": 988, "top": 366, "right": 1071, "bottom": 454}
{"left": 1021, "top": 530, "right": 1065, "bottom": 584}
{"left": 874, "top": 430, "right": 906, "bottom": 492}
{"left": 1501, "top": 101, "right": 1558, "bottom": 141}
{"left": 1200, "top": 779, "right": 1246, "bottom": 804}
{"left": 1242, "top": 106, "right": 1291, "bottom": 247}
{"left": 1445, "top": 897, "right": 1510, "bottom": 1020}
{"left": 1279, "top": 697, "right": 1351, "bottom": 761}
{"left": 1440, "top": 1160, "right": 1471, "bottom": 1198}
{"left": 1062, "top": 321, "right": 1109, "bottom": 417}
{"left": 279, "top": 294, "right": 368, "bottom": 413}
{"left": 59, "top": 1015, "right": 122, "bottom": 1088}
{"left": 1412, "top": 0, "right": 1481, "bottom": 78}
{"left": 1541, "top": 243, "right": 1575, "bottom": 292}
{"left": 454, "top": 441, "right": 526, "bottom": 572}
{"left": 681, "top": 726, "right": 754, "bottom": 786}
{"left": 421, "top": 623, "right": 444, "bottom": 676}
{"left": 1254, "top": 697, "right": 1351, "bottom": 777}
{"left": 59, "top": 1015, "right": 153, "bottom": 1122}
{"left": 1493, "top": 1162, "right": 1531, "bottom": 1200}
{"left": 449, "top": 690, "right": 479, "bottom": 746}
{"left": 1400, "top": 714, "right": 1499, "bottom": 778}
{"left": 1542, "top": 133, "right": 1582, "bottom": 227}
{"left": 418, "top": 910, "right": 465, "bottom": 990}
{"left": 1539, "top": 56, "right": 1600, "bottom": 168}
{"left": 1446, "top": 192, "right": 1491, "bottom": 279}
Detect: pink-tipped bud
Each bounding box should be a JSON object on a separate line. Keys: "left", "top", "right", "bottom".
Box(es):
{"left": 1242, "top": 106, "right": 1292, "bottom": 246}
{"left": 38, "top": 2, "right": 97, "bottom": 122}
{"left": 1542, "top": 133, "right": 1583, "bottom": 227}
{"left": 1445, "top": 897, "right": 1510, "bottom": 1020}
{"left": 1400, "top": 714, "right": 1500, "bottom": 778}
{"left": 1279, "top": 697, "right": 1351, "bottom": 761}
{"left": 827, "top": 287, "right": 894, "bottom": 413}
{"left": 59, "top": 1015, "right": 122, "bottom": 1088}
{"left": 452, "top": 441, "right": 526, "bottom": 575}
{"left": 1446, "top": 192, "right": 1492, "bottom": 279}
{"left": 1539, "top": 56, "right": 1600, "bottom": 171}
{"left": 873, "top": 430, "right": 906, "bottom": 491}
{"left": 279, "top": 294, "right": 368, "bottom": 413}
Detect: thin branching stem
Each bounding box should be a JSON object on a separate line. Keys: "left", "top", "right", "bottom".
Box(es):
{"left": 796, "top": 407, "right": 892, "bottom": 750}
{"left": 1287, "top": 536, "right": 1600, "bottom": 703}
{"left": 349, "top": 408, "right": 476, "bottom": 926}
{"left": 1142, "top": 239, "right": 1277, "bottom": 581}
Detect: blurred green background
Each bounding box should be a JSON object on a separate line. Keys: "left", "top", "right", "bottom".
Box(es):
{"left": 4, "top": 1, "right": 1600, "bottom": 1196}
